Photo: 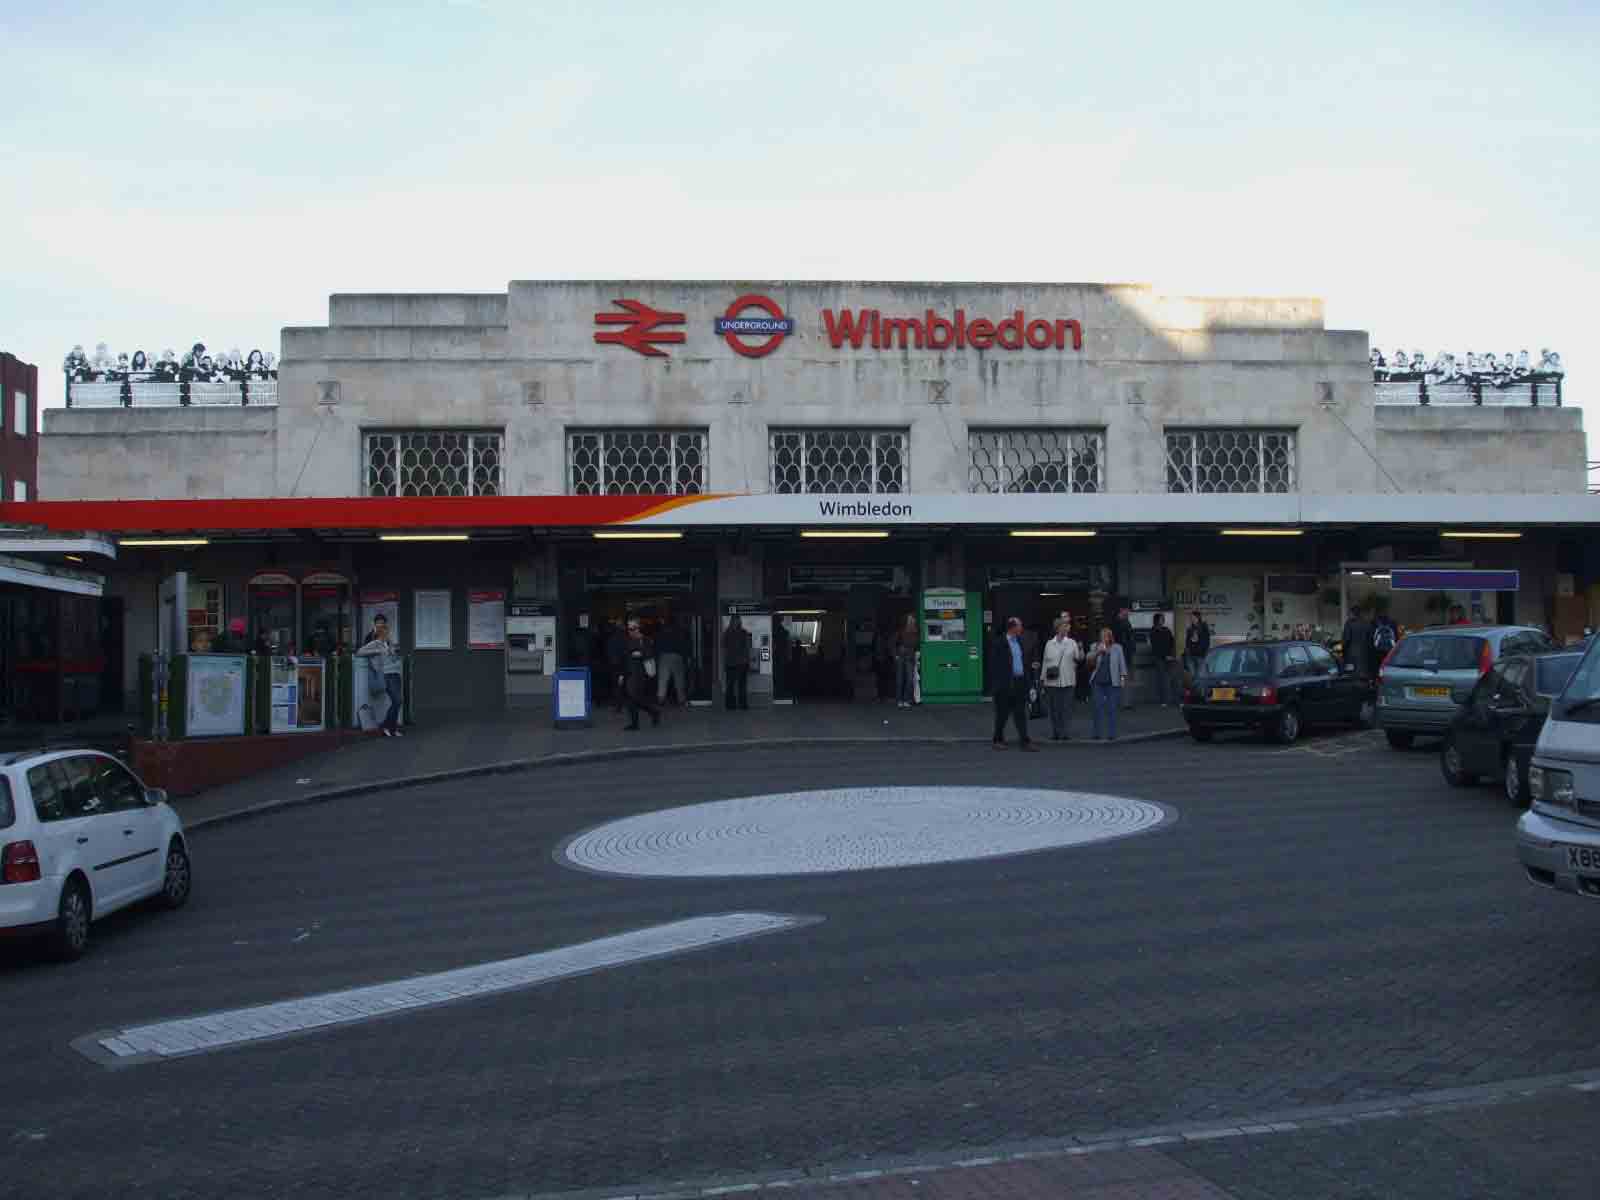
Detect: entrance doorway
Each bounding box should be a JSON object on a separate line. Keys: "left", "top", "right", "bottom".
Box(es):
{"left": 773, "top": 588, "right": 915, "bottom": 702}
{"left": 578, "top": 591, "right": 710, "bottom": 706}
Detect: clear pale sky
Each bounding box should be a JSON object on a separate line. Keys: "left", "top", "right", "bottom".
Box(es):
{"left": 4, "top": 1, "right": 1594, "bottom": 470}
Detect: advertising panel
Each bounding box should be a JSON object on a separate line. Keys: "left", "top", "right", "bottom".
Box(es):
{"left": 269, "top": 656, "right": 326, "bottom": 733}
{"left": 359, "top": 590, "right": 399, "bottom": 644}
{"left": 1170, "top": 572, "right": 1261, "bottom": 645}
{"left": 414, "top": 589, "right": 452, "bottom": 649}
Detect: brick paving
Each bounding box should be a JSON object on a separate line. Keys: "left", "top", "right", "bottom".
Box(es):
{"left": 4, "top": 733, "right": 1597, "bottom": 1199}
{"left": 168, "top": 699, "right": 1187, "bottom": 828}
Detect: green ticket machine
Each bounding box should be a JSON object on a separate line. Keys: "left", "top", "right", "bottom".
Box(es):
{"left": 919, "top": 587, "right": 983, "bottom": 703}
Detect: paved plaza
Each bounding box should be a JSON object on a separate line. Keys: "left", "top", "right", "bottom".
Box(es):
{"left": 3, "top": 728, "right": 1598, "bottom": 1199}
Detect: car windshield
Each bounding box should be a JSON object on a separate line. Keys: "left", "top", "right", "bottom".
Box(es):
{"left": 1553, "top": 638, "right": 1600, "bottom": 720}
{"left": 1204, "top": 645, "right": 1272, "bottom": 678}
{"left": 1535, "top": 654, "right": 1582, "bottom": 697}
{"left": 1386, "top": 634, "right": 1486, "bottom": 671}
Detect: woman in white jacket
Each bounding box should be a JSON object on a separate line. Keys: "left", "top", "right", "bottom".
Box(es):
{"left": 1040, "top": 618, "right": 1083, "bottom": 741}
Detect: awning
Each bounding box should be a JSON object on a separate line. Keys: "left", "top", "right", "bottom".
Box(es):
{"left": 0, "top": 554, "right": 105, "bottom": 598}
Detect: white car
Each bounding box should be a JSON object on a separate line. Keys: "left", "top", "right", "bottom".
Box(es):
{"left": 0, "top": 750, "right": 191, "bottom": 960}
{"left": 1516, "top": 637, "right": 1600, "bottom": 900}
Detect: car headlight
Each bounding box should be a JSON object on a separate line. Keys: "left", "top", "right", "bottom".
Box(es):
{"left": 1530, "top": 766, "right": 1574, "bottom": 808}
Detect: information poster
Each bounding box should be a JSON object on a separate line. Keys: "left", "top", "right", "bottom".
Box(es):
{"left": 270, "top": 656, "right": 326, "bottom": 732}
{"left": 414, "top": 589, "right": 452, "bottom": 649}
{"left": 1170, "top": 572, "right": 1260, "bottom": 645}
{"left": 359, "top": 590, "right": 399, "bottom": 646}
{"left": 186, "top": 654, "right": 246, "bottom": 737}
{"left": 468, "top": 589, "right": 506, "bottom": 649}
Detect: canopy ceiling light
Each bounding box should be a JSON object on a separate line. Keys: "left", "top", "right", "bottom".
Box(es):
{"left": 799, "top": 530, "right": 890, "bottom": 539}
{"left": 592, "top": 530, "right": 684, "bottom": 540}
{"left": 1010, "top": 529, "right": 1097, "bottom": 538}
{"left": 379, "top": 533, "right": 470, "bottom": 542}
{"left": 1219, "top": 528, "right": 1304, "bottom": 537}
{"left": 118, "top": 537, "right": 210, "bottom": 547}
{"left": 1439, "top": 530, "right": 1522, "bottom": 540}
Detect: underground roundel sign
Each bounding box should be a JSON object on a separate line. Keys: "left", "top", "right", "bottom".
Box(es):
{"left": 714, "top": 294, "right": 795, "bottom": 358}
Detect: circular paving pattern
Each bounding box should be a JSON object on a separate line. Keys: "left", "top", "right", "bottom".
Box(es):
{"left": 561, "top": 787, "right": 1173, "bottom": 878}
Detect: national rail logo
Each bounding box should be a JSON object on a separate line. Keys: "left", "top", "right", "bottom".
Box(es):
{"left": 714, "top": 294, "right": 795, "bottom": 358}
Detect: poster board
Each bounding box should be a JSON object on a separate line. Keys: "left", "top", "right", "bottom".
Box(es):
{"left": 359, "top": 590, "right": 400, "bottom": 646}
{"left": 186, "top": 654, "right": 246, "bottom": 737}
{"left": 414, "top": 589, "right": 452, "bottom": 650}
{"left": 554, "top": 666, "right": 592, "bottom": 728}
{"left": 1170, "top": 572, "right": 1260, "bottom": 645}
{"left": 269, "top": 656, "right": 326, "bottom": 732}
{"left": 468, "top": 589, "right": 506, "bottom": 649}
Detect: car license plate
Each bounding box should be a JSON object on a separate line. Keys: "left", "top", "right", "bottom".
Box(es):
{"left": 1410, "top": 686, "right": 1450, "bottom": 699}
{"left": 1209, "top": 688, "right": 1237, "bottom": 702}
{"left": 1567, "top": 846, "right": 1600, "bottom": 872}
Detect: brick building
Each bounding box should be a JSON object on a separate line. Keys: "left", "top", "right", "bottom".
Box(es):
{"left": 1, "top": 351, "right": 38, "bottom": 501}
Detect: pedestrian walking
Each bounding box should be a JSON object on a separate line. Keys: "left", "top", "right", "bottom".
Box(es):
{"left": 723, "top": 614, "right": 752, "bottom": 710}
{"left": 1371, "top": 612, "right": 1398, "bottom": 674}
{"left": 621, "top": 620, "right": 661, "bottom": 730}
{"left": 1086, "top": 626, "right": 1130, "bottom": 741}
{"left": 1182, "top": 609, "right": 1211, "bottom": 683}
{"left": 894, "top": 613, "right": 919, "bottom": 709}
{"left": 1112, "top": 606, "right": 1137, "bottom": 709}
{"left": 1340, "top": 606, "right": 1370, "bottom": 676}
{"left": 988, "top": 617, "right": 1038, "bottom": 750}
{"left": 354, "top": 614, "right": 405, "bottom": 737}
{"left": 605, "top": 621, "right": 628, "bottom": 714}
{"left": 654, "top": 619, "right": 688, "bottom": 706}
{"left": 1040, "top": 617, "right": 1083, "bottom": 740}
{"left": 1148, "top": 613, "right": 1178, "bottom": 706}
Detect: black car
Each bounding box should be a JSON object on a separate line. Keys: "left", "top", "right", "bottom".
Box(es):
{"left": 1439, "top": 649, "right": 1585, "bottom": 804}
{"left": 1183, "top": 640, "right": 1376, "bottom": 744}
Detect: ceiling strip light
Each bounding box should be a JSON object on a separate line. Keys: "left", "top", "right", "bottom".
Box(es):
{"left": 379, "top": 533, "right": 471, "bottom": 542}
{"left": 119, "top": 538, "right": 210, "bottom": 547}
{"left": 1439, "top": 530, "right": 1522, "bottom": 540}
{"left": 800, "top": 530, "right": 890, "bottom": 539}
{"left": 1219, "top": 529, "right": 1304, "bottom": 537}
{"left": 592, "top": 531, "right": 684, "bottom": 540}
{"left": 1010, "top": 530, "right": 1097, "bottom": 538}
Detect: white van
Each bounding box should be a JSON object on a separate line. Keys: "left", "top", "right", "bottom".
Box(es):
{"left": 1515, "top": 637, "right": 1600, "bottom": 898}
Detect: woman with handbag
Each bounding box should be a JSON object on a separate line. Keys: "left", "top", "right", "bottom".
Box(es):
{"left": 1040, "top": 618, "right": 1083, "bottom": 741}
{"left": 1085, "top": 626, "right": 1131, "bottom": 741}
{"left": 622, "top": 620, "right": 662, "bottom": 731}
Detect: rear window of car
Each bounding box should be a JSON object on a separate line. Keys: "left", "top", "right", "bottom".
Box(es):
{"left": 1204, "top": 645, "right": 1273, "bottom": 677}
{"left": 1387, "top": 634, "right": 1486, "bottom": 671}
{"left": 1536, "top": 654, "right": 1583, "bottom": 698}
{"left": 0, "top": 776, "right": 12, "bottom": 829}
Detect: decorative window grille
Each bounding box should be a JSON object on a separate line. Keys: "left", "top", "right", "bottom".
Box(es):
{"left": 567, "top": 429, "right": 706, "bottom": 495}
{"left": 969, "top": 429, "right": 1103, "bottom": 493}
{"left": 769, "top": 429, "right": 907, "bottom": 494}
{"left": 1165, "top": 429, "right": 1296, "bottom": 494}
{"left": 365, "top": 430, "right": 503, "bottom": 497}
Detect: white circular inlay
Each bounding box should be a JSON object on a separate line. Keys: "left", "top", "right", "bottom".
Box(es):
{"left": 561, "top": 787, "right": 1171, "bottom": 878}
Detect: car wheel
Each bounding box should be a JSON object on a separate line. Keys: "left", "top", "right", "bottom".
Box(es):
{"left": 1440, "top": 737, "right": 1477, "bottom": 787}
{"left": 1352, "top": 698, "right": 1376, "bottom": 729}
{"left": 50, "top": 878, "right": 91, "bottom": 962}
{"left": 1385, "top": 730, "right": 1414, "bottom": 750}
{"left": 1271, "top": 707, "right": 1302, "bottom": 745}
{"left": 1503, "top": 755, "right": 1526, "bottom": 807}
{"left": 1188, "top": 725, "right": 1214, "bottom": 742}
{"left": 158, "top": 839, "right": 191, "bottom": 910}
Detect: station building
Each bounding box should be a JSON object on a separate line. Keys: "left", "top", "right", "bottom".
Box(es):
{"left": 3, "top": 280, "right": 1595, "bottom": 723}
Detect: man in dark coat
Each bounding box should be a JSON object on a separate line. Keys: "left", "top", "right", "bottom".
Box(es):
{"left": 604, "top": 621, "right": 628, "bottom": 712}
{"left": 1148, "top": 613, "right": 1177, "bottom": 706}
{"left": 723, "top": 614, "right": 753, "bottom": 710}
{"left": 988, "top": 617, "right": 1038, "bottom": 751}
{"left": 1112, "top": 606, "right": 1137, "bottom": 708}
{"left": 1182, "top": 610, "right": 1212, "bottom": 681}
{"left": 1340, "top": 606, "right": 1371, "bottom": 676}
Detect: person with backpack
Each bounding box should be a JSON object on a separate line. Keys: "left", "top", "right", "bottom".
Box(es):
{"left": 1371, "top": 614, "right": 1398, "bottom": 675}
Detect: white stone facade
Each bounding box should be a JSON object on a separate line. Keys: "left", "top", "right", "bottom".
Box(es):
{"left": 39, "top": 280, "right": 1587, "bottom": 502}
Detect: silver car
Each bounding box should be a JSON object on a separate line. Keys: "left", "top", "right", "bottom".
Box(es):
{"left": 1377, "top": 624, "right": 1556, "bottom": 749}
{"left": 1516, "top": 637, "right": 1600, "bottom": 899}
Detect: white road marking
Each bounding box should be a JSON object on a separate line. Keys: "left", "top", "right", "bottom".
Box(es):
{"left": 562, "top": 787, "right": 1173, "bottom": 878}
{"left": 78, "top": 913, "right": 810, "bottom": 1065}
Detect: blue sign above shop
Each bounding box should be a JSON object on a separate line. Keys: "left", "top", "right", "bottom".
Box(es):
{"left": 1390, "top": 569, "right": 1520, "bottom": 592}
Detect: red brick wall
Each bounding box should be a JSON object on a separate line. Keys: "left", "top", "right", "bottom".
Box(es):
{"left": 0, "top": 351, "right": 40, "bottom": 500}
{"left": 131, "top": 729, "right": 374, "bottom": 797}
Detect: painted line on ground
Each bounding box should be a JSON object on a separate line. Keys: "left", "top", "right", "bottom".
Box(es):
{"left": 182, "top": 729, "right": 1188, "bottom": 832}
{"left": 482, "top": 1067, "right": 1600, "bottom": 1200}
{"left": 72, "top": 912, "right": 817, "bottom": 1068}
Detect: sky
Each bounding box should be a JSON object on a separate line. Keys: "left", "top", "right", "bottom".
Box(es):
{"left": 3, "top": 0, "right": 1596, "bottom": 469}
